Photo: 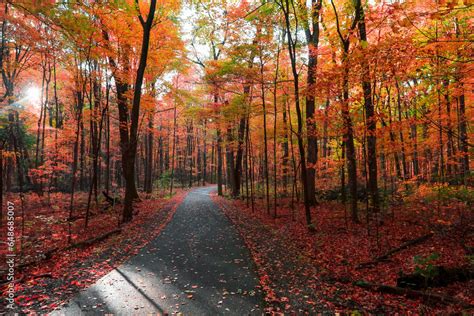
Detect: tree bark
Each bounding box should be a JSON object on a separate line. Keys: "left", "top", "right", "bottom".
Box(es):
{"left": 281, "top": 0, "right": 313, "bottom": 229}
{"left": 122, "top": 0, "right": 157, "bottom": 222}
{"left": 331, "top": 0, "right": 359, "bottom": 222}
{"left": 304, "top": 0, "right": 322, "bottom": 207}
{"left": 144, "top": 111, "right": 154, "bottom": 193}
{"left": 356, "top": 0, "right": 379, "bottom": 214}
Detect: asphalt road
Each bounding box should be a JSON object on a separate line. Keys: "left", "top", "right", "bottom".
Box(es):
{"left": 54, "top": 187, "right": 263, "bottom": 315}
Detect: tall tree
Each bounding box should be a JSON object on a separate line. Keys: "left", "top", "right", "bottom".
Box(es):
{"left": 280, "top": 0, "right": 313, "bottom": 229}
{"left": 355, "top": 0, "right": 379, "bottom": 214}
{"left": 331, "top": 0, "right": 360, "bottom": 222}
{"left": 121, "top": 0, "right": 157, "bottom": 222}
{"left": 304, "top": 0, "right": 322, "bottom": 206}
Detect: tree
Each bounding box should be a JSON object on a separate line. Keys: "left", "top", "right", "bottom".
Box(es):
{"left": 279, "top": 0, "right": 313, "bottom": 229}
{"left": 304, "top": 0, "right": 323, "bottom": 207}
{"left": 120, "top": 0, "right": 158, "bottom": 222}
{"left": 330, "top": 0, "right": 360, "bottom": 222}
{"left": 354, "top": 0, "right": 379, "bottom": 214}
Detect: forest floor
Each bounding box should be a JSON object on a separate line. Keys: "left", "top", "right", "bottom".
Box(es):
{"left": 212, "top": 190, "right": 473, "bottom": 314}
{"left": 0, "top": 188, "right": 188, "bottom": 314}
{"left": 1, "top": 185, "right": 472, "bottom": 314}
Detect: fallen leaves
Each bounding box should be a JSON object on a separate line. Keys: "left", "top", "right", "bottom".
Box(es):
{"left": 213, "top": 194, "right": 473, "bottom": 314}
{"left": 0, "top": 190, "right": 188, "bottom": 314}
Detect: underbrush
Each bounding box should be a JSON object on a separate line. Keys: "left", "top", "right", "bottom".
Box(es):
{"left": 214, "top": 184, "right": 473, "bottom": 313}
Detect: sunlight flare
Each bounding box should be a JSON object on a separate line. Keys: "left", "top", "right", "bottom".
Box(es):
{"left": 25, "top": 86, "right": 41, "bottom": 105}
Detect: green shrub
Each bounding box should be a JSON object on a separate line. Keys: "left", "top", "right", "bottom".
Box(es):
{"left": 155, "top": 170, "right": 172, "bottom": 190}
{"left": 413, "top": 252, "right": 440, "bottom": 282}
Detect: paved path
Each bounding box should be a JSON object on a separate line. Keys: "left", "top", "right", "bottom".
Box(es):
{"left": 55, "top": 187, "right": 263, "bottom": 315}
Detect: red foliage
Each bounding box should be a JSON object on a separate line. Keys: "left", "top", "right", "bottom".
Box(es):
{"left": 0, "top": 190, "right": 188, "bottom": 313}
{"left": 212, "top": 194, "right": 473, "bottom": 313}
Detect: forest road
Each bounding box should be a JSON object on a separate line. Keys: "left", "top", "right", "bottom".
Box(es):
{"left": 54, "top": 186, "right": 263, "bottom": 316}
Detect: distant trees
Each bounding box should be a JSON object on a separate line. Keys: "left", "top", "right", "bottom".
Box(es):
{"left": 185, "top": 0, "right": 472, "bottom": 230}
{"left": 0, "top": 0, "right": 182, "bottom": 226}
{"left": 0, "top": 0, "right": 471, "bottom": 231}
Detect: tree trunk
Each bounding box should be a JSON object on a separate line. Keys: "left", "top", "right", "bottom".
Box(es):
{"left": 203, "top": 120, "right": 207, "bottom": 184}
{"left": 122, "top": 0, "right": 157, "bottom": 222}
{"left": 357, "top": 1, "right": 379, "bottom": 214}
{"left": 260, "top": 55, "right": 270, "bottom": 215}
{"left": 454, "top": 19, "right": 469, "bottom": 180}
{"left": 342, "top": 43, "right": 358, "bottom": 223}
{"left": 273, "top": 44, "right": 280, "bottom": 217}
{"left": 170, "top": 105, "right": 177, "bottom": 195}
{"left": 216, "top": 93, "right": 223, "bottom": 196}
{"left": 144, "top": 111, "right": 154, "bottom": 193}
{"left": 282, "top": 0, "right": 313, "bottom": 229}
{"left": 282, "top": 92, "right": 289, "bottom": 195}
{"left": 304, "top": 0, "right": 322, "bottom": 207}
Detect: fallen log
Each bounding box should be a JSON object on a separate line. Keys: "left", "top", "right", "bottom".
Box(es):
{"left": 12, "top": 230, "right": 120, "bottom": 272}
{"left": 65, "top": 228, "right": 122, "bottom": 250}
{"left": 31, "top": 273, "right": 53, "bottom": 279}
{"left": 15, "top": 247, "right": 59, "bottom": 270}
{"left": 357, "top": 232, "right": 434, "bottom": 269}
{"left": 67, "top": 214, "right": 86, "bottom": 222}
{"left": 1, "top": 230, "right": 120, "bottom": 284}
{"left": 354, "top": 280, "right": 472, "bottom": 308}
{"left": 397, "top": 266, "right": 474, "bottom": 290}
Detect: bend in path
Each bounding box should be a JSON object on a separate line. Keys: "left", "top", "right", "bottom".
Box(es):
{"left": 55, "top": 186, "right": 263, "bottom": 315}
